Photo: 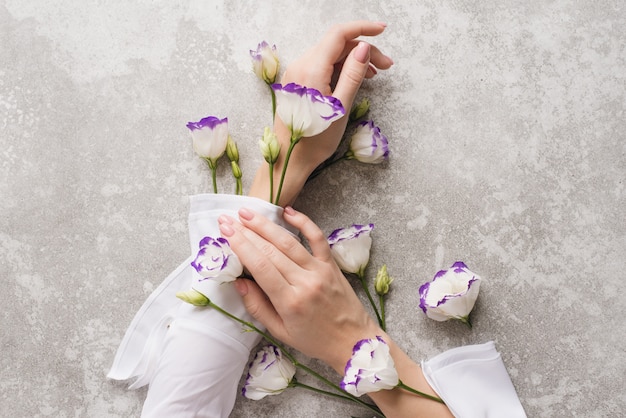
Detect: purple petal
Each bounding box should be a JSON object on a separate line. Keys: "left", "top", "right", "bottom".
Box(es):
{"left": 186, "top": 116, "right": 228, "bottom": 131}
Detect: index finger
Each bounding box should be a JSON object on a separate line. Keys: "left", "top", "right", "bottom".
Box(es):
{"left": 316, "top": 21, "right": 387, "bottom": 65}
{"left": 218, "top": 218, "right": 290, "bottom": 297}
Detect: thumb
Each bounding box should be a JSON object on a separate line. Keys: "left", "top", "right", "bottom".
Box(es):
{"left": 332, "top": 42, "right": 371, "bottom": 111}
{"left": 234, "top": 278, "right": 283, "bottom": 333}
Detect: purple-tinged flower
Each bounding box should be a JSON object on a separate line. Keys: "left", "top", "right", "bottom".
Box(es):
{"left": 327, "top": 224, "right": 374, "bottom": 278}
{"left": 419, "top": 261, "right": 481, "bottom": 327}
{"left": 250, "top": 41, "right": 280, "bottom": 84}
{"left": 190, "top": 236, "right": 243, "bottom": 284}
{"left": 271, "top": 83, "right": 345, "bottom": 141}
{"left": 347, "top": 120, "right": 389, "bottom": 164}
{"left": 242, "top": 345, "right": 296, "bottom": 400}
{"left": 341, "top": 336, "right": 399, "bottom": 397}
{"left": 186, "top": 116, "right": 229, "bottom": 165}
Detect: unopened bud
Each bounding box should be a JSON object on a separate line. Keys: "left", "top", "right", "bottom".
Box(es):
{"left": 349, "top": 98, "right": 370, "bottom": 122}
{"left": 226, "top": 136, "right": 239, "bottom": 163}
{"left": 374, "top": 264, "right": 394, "bottom": 296}
{"left": 259, "top": 127, "right": 280, "bottom": 163}
{"left": 176, "top": 289, "right": 210, "bottom": 306}
{"left": 231, "top": 160, "right": 242, "bottom": 179}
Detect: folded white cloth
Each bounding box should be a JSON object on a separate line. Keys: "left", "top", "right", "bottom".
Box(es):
{"left": 108, "top": 194, "right": 296, "bottom": 418}
{"left": 422, "top": 341, "right": 527, "bottom": 418}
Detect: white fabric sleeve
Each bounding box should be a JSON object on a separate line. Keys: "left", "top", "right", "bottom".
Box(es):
{"left": 107, "top": 194, "right": 297, "bottom": 418}
{"left": 421, "top": 341, "right": 527, "bottom": 418}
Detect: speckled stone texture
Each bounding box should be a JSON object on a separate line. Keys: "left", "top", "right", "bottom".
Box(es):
{"left": 1, "top": 1, "right": 625, "bottom": 417}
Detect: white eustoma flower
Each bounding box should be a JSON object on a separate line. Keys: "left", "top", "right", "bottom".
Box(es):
{"left": 190, "top": 236, "right": 243, "bottom": 284}
{"left": 242, "top": 345, "right": 296, "bottom": 400}
{"left": 327, "top": 224, "right": 374, "bottom": 278}
{"left": 341, "top": 336, "right": 399, "bottom": 397}
{"left": 186, "top": 116, "right": 229, "bottom": 166}
{"left": 271, "top": 83, "right": 345, "bottom": 140}
{"left": 347, "top": 120, "right": 389, "bottom": 164}
{"left": 250, "top": 41, "right": 280, "bottom": 84}
{"left": 419, "top": 261, "right": 481, "bottom": 327}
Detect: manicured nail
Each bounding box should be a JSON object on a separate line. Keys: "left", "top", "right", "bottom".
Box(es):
{"left": 218, "top": 214, "right": 233, "bottom": 225}
{"left": 284, "top": 206, "right": 296, "bottom": 216}
{"left": 234, "top": 279, "right": 248, "bottom": 296}
{"left": 239, "top": 207, "right": 254, "bottom": 221}
{"left": 219, "top": 222, "right": 235, "bottom": 237}
{"left": 354, "top": 42, "right": 370, "bottom": 64}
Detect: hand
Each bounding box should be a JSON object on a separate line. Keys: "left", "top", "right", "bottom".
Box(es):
{"left": 217, "top": 206, "right": 383, "bottom": 373}
{"left": 249, "top": 21, "right": 394, "bottom": 206}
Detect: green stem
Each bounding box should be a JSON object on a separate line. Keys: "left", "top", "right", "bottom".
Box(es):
{"left": 206, "top": 159, "right": 218, "bottom": 193}
{"left": 397, "top": 380, "right": 446, "bottom": 404}
{"left": 292, "top": 381, "right": 354, "bottom": 402}
{"left": 236, "top": 178, "right": 242, "bottom": 195}
{"left": 358, "top": 273, "right": 383, "bottom": 329}
{"left": 268, "top": 161, "right": 274, "bottom": 203}
{"left": 273, "top": 139, "right": 298, "bottom": 205}
{"left": 293, "top": 362, "right": 382, "bottom": 416}
{"left": 379, "top": 294, "right": 386, "bottom": 331}
{"left": 307, "top": 154, "right": 349, "bottom": 182}
{"left": 457, "top": 315, "right": 472, "bottom": 328}
{"left": 206, "top": 299, "right": 382, "bottom": 416}
{"left": 270, "top": 87, "right": 277, "bottom": 120}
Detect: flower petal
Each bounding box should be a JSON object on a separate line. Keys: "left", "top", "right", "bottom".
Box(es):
{"left": 419, "top": 262, "right": 482, "bottom": 322}
{"left": 271, "top": 83, "right": 345, "bottom": 139}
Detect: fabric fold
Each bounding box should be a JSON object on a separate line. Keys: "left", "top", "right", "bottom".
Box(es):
{"left": 108, "top": 194, "right": 295, "bottom": 417}
{"left": 421, "top": 341, "right": 527, "bottom": 418}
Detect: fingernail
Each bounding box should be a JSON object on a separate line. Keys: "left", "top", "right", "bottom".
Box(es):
{"left": 377, "top": 21, "right": 387, "bottom": 27}
{"left": 284, "top": 206, "right": 296, "bottom": 216}
{"left": 234, "top": 279, "right": 248, "bottom": 296}
{"left": 219, "top": 222, "right": 235, "bottom": 237}
{"left": 354, "top": 42, "right": 370, "bottom": 64}
{"left": 218, "top": 214, "right": 233, "bottom": 224}
{"left": 239, "top": 207, "right": 254, "bottom": 221}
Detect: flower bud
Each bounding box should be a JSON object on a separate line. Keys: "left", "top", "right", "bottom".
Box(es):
{"left": 231, "top": 160, "right": 242, "bottom": 179}
{"left": 226, "top": 136, "right": 239, "bottom": 163}
{"left": 259, "top": 127, "right": 281, "bottom": 163}
{"left": 374, "top": 264, "right": 394, "bottom": 296}
{"left": 250, "top": 41, "right": 280, "bottom": 85}
{"left": 349, "top": 98, "right": 370, "bottom": 121}
{"left": 175, "top": 289, "right": 210, "bottom": 306}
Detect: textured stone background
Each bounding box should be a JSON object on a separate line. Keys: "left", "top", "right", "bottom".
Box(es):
{"left": 2, "top": 1, "right": 625, "bottom": 417}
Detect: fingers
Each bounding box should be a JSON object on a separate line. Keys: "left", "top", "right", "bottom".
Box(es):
{"left": 235, "top": 208, "right": 316, "bottom": 268}
{"left": 332, "top": 42, "right": 371, "bottom": 109}
{"left": 234, "top": 278, "right": 285, "bottom": 337}
{"left": 282, "top": 206, "right": 332, "bottom": 263}
{"left": 317, "top": 20, "right": 387, "bottom": 65}
{"left": 218, "top": 216, "right": 289, "bottom": 295}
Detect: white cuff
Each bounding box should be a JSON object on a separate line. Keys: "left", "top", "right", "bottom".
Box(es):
{"left": 422, "top": 341, "right": 527, "bottom": 418}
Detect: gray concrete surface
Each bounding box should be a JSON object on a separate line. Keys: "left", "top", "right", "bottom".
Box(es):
{"left": 2, "top": 1, "right": 625, "bottom": 417}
